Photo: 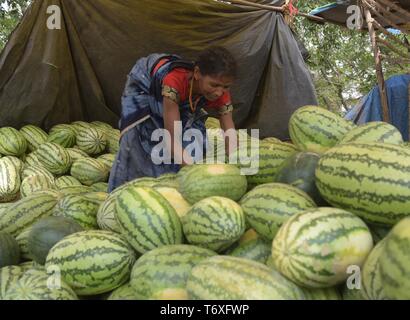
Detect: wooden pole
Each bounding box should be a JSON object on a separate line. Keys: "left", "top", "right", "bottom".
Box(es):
{"left": 364, "top": 5, "right": 391, "bottom": 123}
{"left": 376, "top": 36, "right": 410, "bottom": 59}
{"left": 372, "top": 19, "right": 410, "bottom": 49}
{"left": 364, "top": 0, "right": 410, "bottom": 36}
{"left": 378, "top": 0, "right": 410, "bottom": 22}
{"left": 227, "top": 0, "right": 325, "bottom": 23}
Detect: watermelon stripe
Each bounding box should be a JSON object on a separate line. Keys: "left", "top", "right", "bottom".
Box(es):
{"left": 116, "top": 187, "right": 182, "bottom": 253}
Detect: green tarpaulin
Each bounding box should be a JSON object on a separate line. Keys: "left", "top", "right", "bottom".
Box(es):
{"left": 0, "top": 0, "right": 317, "bottom": 140}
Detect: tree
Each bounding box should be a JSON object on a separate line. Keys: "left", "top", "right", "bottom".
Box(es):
{"left": 0, "top": 0, "right": 31, "bottom": 51}
{"left": 294, "top": 0, "right": 409, "bottom": 114}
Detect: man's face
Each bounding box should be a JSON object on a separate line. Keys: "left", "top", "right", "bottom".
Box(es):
{"left": 195, "top": 67, "right": 234, "bottom": 101}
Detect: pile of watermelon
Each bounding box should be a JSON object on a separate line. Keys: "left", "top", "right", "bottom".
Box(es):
{"left": 0, "top": 107, "right": 409, "bottom": 300}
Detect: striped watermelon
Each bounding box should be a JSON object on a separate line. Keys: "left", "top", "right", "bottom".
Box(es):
{"left": 3, "top": 156, "right": 24, "bottom": 175}
{"left": 112, "top": 177, "right": 159, "bottom": 195}
{"left": 341, "top": 285, "right": 367, "bottom": 300}
{"left": 0, "top": 191, "right": 60, "bottom": 237}
{"left": 271, "top": 207, "right": 373, "bottom": 288}
{"left": 47, "top": 125, "right": 76, "bottom": 148}
{"left": 55, "top": 176, "right": 82, "bottom": 189}
{"left": 71, "top": 121, "right": 91, "bottom": 134}
{"left": 21, "top": 165, "right": 55, "bottom": 183}
{"left": 97, "top": 153, "right": 115, "bottom": 169}
{"left": 18, "top": 261, "right": 43, "bottom": 273}
{"left": 83, "top": 191, "right": 108, "bottom": 203}
{"left": 230, "top": 140, "right": 298, "bottom": 187}
{"left": 205, "top": 128, "right": 226, "bottom": 164}
{"left": 187, "top": 256, "right": 305, "bottom": 300}
{"left": 379, "top": 217, "right": 410, "bottom": 299}
{"left": 0, "top": 231, "right": 20, "bottom": 268}
{"left": 153, "top": 186, "right": 191, "bottom": 218}
{"left": 228, "top": 237, "right": 271, "bottom": 264}
{"left": 24, "top": 152, "right": 44, "bottom": 167}
{"left": 91, "top": 121, "right": 113, "bottom": 131}
{"left": 70, "top": 158, "right": 109, "bottom": 186}
{"left": 289, "top": 105, "right": 355, "bottom": 153}
{"left": 105, "top": 129, "right": 120, "bottom": 154}
{"left": 275, "top": 151, "right": 327, "bottom": 205}
{"left": 152, "top": 180, "right": 180, "bottom": 189}
{"left": 205, "top": 117, "right": 220, "bottom": 129}
{"left": 116, "top": 186, "right": 183, "bottom": 254}
{"left": 66, "top": 148, "right": 89, "bottom": 161}
{"left": 240, "top": 183, "right": 316, "bottom": 240}
{"left": 182, "top": 196, "right": 245, "bottom": 252}
{"left": 156, "top": 172, "right": 178, "bottom": 182}
{"left": 58, "top": 185, "right": 92, "bottom": 196}
{"left": 20, "top": 175, "right": 55, "bottom": 198}
{"left": 4, "top": 269, "right": 78, "bottom": 300}
{"left": 179, "top": 164, "right": 247, "bottom": 204}
{"left": 0, "top": 127, "right": 27, "bottom": 156}
{"left": 339, "top": 121, "right": 403, "bottom": 145}
{"left": 316, "top": 143, "right": 410, "bottom": 225}
{"left": 53, "top": 194, "right": 101, "bottom": 229}
{"left": 97, "top": 194, "right": 121, "bottom": 233}
{"left": 0, "top": 203, "right": 11, "bottom": 216}
{"left": 362, "top": 238, "right": 388, "bottom": 300}
{"left": 28, "top": 216, "right": 83, "bottom": 265}
{"left": 91, "top": 182, "right": 109, "bottom": 192}
{"left": 107, "top": 282, "right": 138, "bottom": 300}
{"left": 0, "top": 157, "right": 21, "bottom": 202}
{"left": 76, "top": 127, "right": 107, "bottom": 155}
{"left": 36, "top": 143, "right": 72, "bottom": 175}
{"left": 15, "top": 227, "right": 35, "bottom": 261}
{"left": 130, "top": 245, "right": 217, "bottom": 300}
{"left": 263, "top": 137, "right": 282, "bottom": 144}
{"left": 45, "top": 230, "right": 136, "bottom": 296}
{"left": 0, "top": 265, "right": 25, "bottom": 299}
{"left": 301, "top": 287, "right": 342, "bottom": 300}
{"left": 19, "top": 125, "right": 48, "bottom": 152}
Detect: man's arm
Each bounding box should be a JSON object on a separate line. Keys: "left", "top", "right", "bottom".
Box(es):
{"left": 163, "top": 97, "right": 194, "bottom": 166}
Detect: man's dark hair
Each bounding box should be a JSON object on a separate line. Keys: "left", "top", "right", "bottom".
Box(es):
{"left": 196, "top": 46, "right": 237, "bottom": 78}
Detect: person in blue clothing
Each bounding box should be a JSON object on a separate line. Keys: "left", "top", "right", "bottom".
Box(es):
{"left": 108, "top": 46, "right": 238, "bottom": 192}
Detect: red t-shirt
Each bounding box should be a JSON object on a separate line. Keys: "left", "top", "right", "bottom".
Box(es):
{"left": 154, "top": 59, "right": 233, "bottom": 115}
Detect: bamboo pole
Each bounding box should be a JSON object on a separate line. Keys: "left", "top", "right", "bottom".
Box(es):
{"left": 380, "top": 56, "right": 410, "bottom": 66}
{"left": 376, "top": 36, "right": 410, "bottom": 59}
{"left": 378, "top": 0, "right": 410, "bottom": 21}
{"left": 367, "top": 0, "right": 410, "bottom": 26}
{"left": 372, "top": 19, "right": 410, "bottom": 50}
{"left": 227, "top": 0, "right": 325, "bottom": 23}
{"left": 364, "top": 5, "right": 391, "bottom": 123}
{"left": 364, "top": 0, "right": 410, "bottom": 35}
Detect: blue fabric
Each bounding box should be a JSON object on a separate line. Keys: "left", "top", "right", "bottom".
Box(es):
{"left": 345, "top": 74, "right": 410, "bottom": 141}
{"left": 109, "top": 54, "right": 210, "bottom": 191}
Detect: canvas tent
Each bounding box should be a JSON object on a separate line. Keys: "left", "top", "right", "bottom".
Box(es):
{"left": 0, "top": 0, "right": 318, "bottom": 140}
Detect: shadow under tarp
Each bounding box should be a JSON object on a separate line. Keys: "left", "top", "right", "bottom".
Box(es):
{"left": 0, "top": 0, "right": 317, "bottom": 140}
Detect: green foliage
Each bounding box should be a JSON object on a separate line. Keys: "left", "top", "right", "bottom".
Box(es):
{"left": 295, "top": 0, "right": 409, "bottom": 114}
{"left": 0, "top": 0, "right": 30, "bottom": 51}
